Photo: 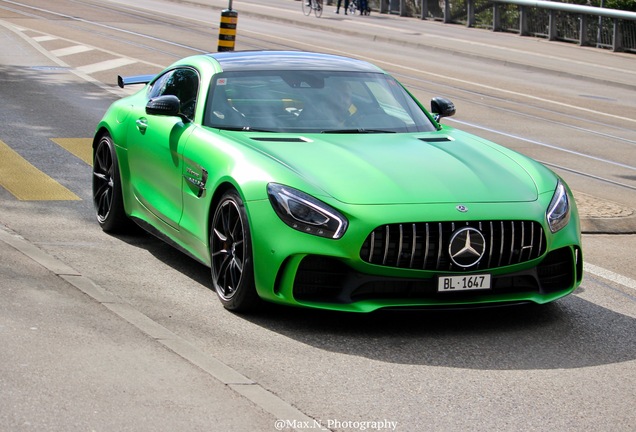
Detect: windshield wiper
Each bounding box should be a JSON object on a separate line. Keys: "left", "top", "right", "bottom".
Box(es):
{"left": 321, "top": 129, "right": 396, "bottom": 134}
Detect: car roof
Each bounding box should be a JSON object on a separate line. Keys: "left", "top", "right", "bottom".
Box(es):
{"left": 205, "top": 51, "right": 384, "bottom": 73}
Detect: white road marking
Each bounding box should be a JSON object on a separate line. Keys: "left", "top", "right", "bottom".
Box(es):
{"left": 33, "top": 35, "right": 56, "bottom": 42}
{"left": 585, "top": 262, "right": 636, "bottom": 292}
{"left": 52, "top": 45, "right": 93, "bottom": 57}
{"left": 76, "top": 57, "right": 136, "bottom": 74}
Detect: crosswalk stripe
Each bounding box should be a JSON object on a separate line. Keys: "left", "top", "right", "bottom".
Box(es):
{"left": 51, "top": 138, "right": 93, "bottom": 165}
{"left": 77, "top": 58, "right": 136, "bottom": 74}
{"left": 0, "top": 140, "right": 80, "bottom": 201}
{"left": 51, "top": 45, "right": 93, "bottom": 57}
{"left": 33, "top": 35, "right": 56, "bottom": 42}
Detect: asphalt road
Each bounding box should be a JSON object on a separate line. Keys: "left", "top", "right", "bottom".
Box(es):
{"left": 1, "top": 0, "right": 635, "bottom": 431}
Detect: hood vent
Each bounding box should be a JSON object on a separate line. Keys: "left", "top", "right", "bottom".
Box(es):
{"left": 251, "top": 137, "right": 307, "bottom": 143}
{"left": 418, "top": 137, "right": 453, "bottom": 143}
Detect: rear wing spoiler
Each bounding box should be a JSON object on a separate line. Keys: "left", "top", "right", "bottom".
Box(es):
{"left": 117, "top": 74, "right": 155, "bottom": 88}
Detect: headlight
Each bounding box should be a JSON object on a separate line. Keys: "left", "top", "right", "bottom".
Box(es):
{"left": 546, "top": 180, "right": 570, "bottom": 233}
{"left": 268, "top": 183, "right": 348, "bottom": 239}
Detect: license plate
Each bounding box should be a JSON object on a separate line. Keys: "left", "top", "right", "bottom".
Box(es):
{"left": 438, "top": 274, "right": 491, "bottom": 292}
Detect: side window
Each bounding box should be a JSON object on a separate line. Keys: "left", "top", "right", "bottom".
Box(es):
{"left": 148, "top": 68, "right": 200, "bottom": 119}
{"left": 148, "top": 72, "right": 171, "bottom": 99}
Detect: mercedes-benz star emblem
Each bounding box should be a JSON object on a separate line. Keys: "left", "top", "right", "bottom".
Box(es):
{"left": 448, "top": 227, "right": 486, "bottom": 268}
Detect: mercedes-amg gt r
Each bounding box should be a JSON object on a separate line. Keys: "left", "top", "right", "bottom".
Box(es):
{"left": 93, "top": 51, "right": 582, "bottom": 312}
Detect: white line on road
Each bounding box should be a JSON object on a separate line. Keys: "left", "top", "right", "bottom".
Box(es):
{"left": 584, "top": 262, "right": 636, "bottom": 292}
{"left": 52, "top": 45, "right": 93, "bottom": 57}
{"left": 32, "top": 35, "right": 56, "bottom": 42}
{"left": 76, "top": 58, "right": 136, "bottom": 74}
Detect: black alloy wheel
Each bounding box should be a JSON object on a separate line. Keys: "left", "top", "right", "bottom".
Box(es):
{"left": 210, "top": 190, "right": 259, "bottom": 311}
{"left": 92, "top": 133, "right": 130, "bottom": 233}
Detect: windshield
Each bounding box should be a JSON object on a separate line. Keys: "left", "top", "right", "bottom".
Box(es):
{"left": 204, "top": 71, "right": 437, "bottom": 133}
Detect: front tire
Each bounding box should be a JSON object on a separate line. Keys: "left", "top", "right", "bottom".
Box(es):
{"left": 302, "top": 0, "right": 311, "bottom": 16}
{"left": 92, "top": 133, "right": 131, "bottom": 233}
{"left": 210, "top": 190, "right": 259, "bottom": 312}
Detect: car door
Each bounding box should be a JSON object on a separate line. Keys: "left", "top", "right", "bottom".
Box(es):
{"left": 126, "top": 67, "right": 199, "bottom": 229}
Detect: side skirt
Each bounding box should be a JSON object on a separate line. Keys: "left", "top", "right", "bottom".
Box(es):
{"left": 131, "top": 216, "right": 210, "bottom": 268}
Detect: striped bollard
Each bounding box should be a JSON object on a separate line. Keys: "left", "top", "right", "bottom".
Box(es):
{"left": 218, "top": 9, "right": 238, "bottom": 52}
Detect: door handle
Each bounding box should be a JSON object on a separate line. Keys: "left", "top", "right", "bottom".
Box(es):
{"left": 136, "top": 118, "right": 148, "bottom": 134}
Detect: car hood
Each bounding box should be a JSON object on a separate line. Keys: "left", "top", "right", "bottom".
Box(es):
{"left": 238, "top": 130, "right": 542, "bottom": 205}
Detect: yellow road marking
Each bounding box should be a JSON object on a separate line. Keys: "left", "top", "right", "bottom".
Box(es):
{"left": 51, "top": 138, "right": 93, "bottom": 165}
{"left": 0, "top": 140, "right": 80, "bottom": 201}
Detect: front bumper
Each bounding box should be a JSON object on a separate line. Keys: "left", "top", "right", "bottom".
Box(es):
{"left": 247, "top": 197, "right": 582, "bottom": 312}
{"left": 287, "top": 245, "right": 582, "bottom": 312}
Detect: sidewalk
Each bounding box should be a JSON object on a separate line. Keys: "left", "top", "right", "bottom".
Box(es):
{"left": 0, "top": 224, "right": 286, "bottom": 431}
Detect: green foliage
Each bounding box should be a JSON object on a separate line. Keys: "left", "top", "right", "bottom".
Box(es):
{"left": 570, "top": 0, "right": 636, "bottom": 12}
{"left": 596, "top": 0, "right": 636, "bottom": 12}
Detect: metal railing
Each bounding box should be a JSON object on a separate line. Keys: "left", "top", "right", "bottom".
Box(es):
{"left": 372, "top": 0, "right": 636, "bottom": 53}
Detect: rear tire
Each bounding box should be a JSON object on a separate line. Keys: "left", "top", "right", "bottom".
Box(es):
{"left": 210, "top": 190, "right": 260, "bottom": 312}
{"left": 92, "top": 133, "right": 132, "bottom": 233}
{"left": 315, "top": 0, "right": 323, "bottom": 17}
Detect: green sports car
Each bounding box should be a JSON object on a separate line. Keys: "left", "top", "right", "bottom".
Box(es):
{"left": 93, "top": 51, "right": 582, "bottom": 312}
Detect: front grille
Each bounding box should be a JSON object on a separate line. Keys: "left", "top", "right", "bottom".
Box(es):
{"left": 360, "top": 220, "right": 546, "bottom": 272}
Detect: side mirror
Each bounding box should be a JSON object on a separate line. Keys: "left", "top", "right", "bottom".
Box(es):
{"left": 430, "top": 97, "right": 456, "bottom": 121}
{"left": 146, "top": 95, "right": 190, "bottom": 122}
